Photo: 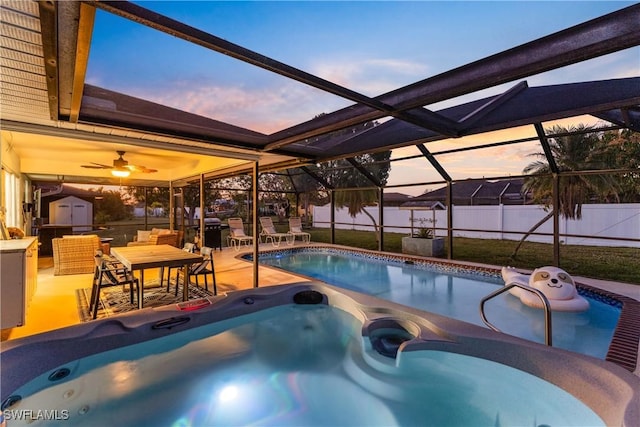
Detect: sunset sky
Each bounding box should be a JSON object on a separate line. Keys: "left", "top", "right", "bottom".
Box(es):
{"left": 86, "top": 1, "right": 638, "bottom": 195}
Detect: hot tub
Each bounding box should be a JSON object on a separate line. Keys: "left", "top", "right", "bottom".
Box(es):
{"left": 1, "top": 282, "right": 638, "bottom": 426}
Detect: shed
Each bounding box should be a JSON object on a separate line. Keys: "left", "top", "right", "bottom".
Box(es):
{"left": 49, "top": 196, "right": 93, "bottom": 232}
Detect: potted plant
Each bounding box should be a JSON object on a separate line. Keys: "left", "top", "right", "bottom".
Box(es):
{"left": 402, "top": 218, "right": 445, "bottom": 257}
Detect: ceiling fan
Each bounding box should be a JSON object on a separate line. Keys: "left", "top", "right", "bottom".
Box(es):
{"left": 81, "top": 151, "right": 157, "bottom": 177}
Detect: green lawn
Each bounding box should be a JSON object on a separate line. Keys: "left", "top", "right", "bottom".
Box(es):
{"left": 306, "top": 228, "right": 639, "bottom": 285}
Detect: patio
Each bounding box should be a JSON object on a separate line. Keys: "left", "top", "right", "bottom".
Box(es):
{"left": 2, "top": 241, "right": 311, "bottom": 341}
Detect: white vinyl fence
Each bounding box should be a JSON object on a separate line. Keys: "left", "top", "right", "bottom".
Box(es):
{"left": 312, "top": 204, "right": 640, "bottom": 248}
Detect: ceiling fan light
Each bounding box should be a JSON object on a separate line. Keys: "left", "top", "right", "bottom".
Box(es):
{"left": 111, "top": 168, "right": 130, "bottom": 178}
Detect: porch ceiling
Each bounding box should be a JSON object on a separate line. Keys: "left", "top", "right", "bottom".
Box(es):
{"left": 0, "top": 1, "right": 638, "bottom": 188}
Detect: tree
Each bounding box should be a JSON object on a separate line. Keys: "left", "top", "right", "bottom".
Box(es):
{"left": 511, "top": 124, "right": 622, "bottom": 259}
{"left": 181, "top": 181, "right": 224, "bottom": 226}
{"left": 596, "top": 129, "right": 640, "bottom": 202}
{"left": 287, "top": 168, "right": 330, "bottom": 222}
{"left": 124, "top": 186, "right": 170, "bottom": 216}
{"left": 91, "top": 188, "right": 132, "bottom": 222}
{"left": 258, "top": 172, "right": 295, "bottom": 221}
{"left": 320, "top": 149, "right": 392, "bottom": 243}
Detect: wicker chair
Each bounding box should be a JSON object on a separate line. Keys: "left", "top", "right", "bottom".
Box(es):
{"left": 52, "top": 235, "right": 102, "bottom": 275}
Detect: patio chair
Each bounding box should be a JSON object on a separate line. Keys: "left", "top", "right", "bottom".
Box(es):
{"left": 163, "top": 242, "right": 196, "bottom": 290}
{"left": 175, "top": 246, "right": 217, "bottom": 295}
{"left": 227, "top": 217, "right": 254, "bottom": 251}
{"left": 259, "top": 217, "right": 293, "bottom": 247}
{"left": 91, "top": 253, "right": 139, "bottom": 319}
{"left": 288, "top": 216, "right": 311, "bottom": 244}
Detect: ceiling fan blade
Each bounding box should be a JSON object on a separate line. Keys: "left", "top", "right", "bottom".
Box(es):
{"left": 81, "top": 153, "right": 158, "bottom": 174}
{"left": 81, "top": 163, "right": 112, "bottom": 169}
{"left": 127, "top": 164, "right": 158, "bottom": 173}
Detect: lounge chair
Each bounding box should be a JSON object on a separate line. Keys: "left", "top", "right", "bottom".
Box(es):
{"left": 288, "top": 216, "right": 311, "bottom": 244}
{"left": 259, "top": 217, "right": 293, "bottom": 247}
{"left": 227, "top": 217, "right": 254, "bottom": 251}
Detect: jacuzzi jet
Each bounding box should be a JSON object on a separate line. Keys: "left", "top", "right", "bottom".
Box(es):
{"left": 367, "top": 319, "right": 418, "bottom": 358}
{"left": 293, "top": 290, "right": 324, "bottom": 305}
{"left": 371, "top": 332, "right": 413, "bottom": 358}
{"left": 48, "top": 368, "right": 71, "bottom": 382}
{"left": 1, "top": 395, "right": 21, "bottom": 410}
{"left": 243, "top": 297, "right": 255, "bottom": 305}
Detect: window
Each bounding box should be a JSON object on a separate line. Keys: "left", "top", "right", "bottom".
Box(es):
{"left": 2, "top": 168, "right": 20, "bottom": 228}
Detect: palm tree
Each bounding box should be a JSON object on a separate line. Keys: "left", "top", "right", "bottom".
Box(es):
{"left": 511, "top": 124, "right": 621, "bottom": 259}
{"left": 333, "top": 187, "right": 381, "bottom": 238}
{"left": 323, "top": 151, "right": 391, "bottom": 244}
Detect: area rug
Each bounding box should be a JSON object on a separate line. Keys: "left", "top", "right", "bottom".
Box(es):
{"left": 76, "top": 280, "right": 214, "bottom": 322}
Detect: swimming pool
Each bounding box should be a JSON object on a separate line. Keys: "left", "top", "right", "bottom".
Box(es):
{"left": 250, "top": 246, "right": 638, "bottom": 365}
{"left": 2, "top": 283, "right": 638, "bottom": 426}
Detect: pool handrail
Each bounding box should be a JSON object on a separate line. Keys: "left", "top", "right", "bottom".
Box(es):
{"left": 480, "top": 282, "right": 553, "bottom": 346}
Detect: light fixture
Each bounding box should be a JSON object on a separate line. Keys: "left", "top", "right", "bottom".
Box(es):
{"left": 111, "top": 167, "right": 130, "bottom": 178}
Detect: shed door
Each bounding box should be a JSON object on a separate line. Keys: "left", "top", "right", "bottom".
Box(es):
{"left": 72, "top": 204, "right": 90, "bottom": 231}
{"left": 54, "top": 204, "right": 72, "bottom": 225}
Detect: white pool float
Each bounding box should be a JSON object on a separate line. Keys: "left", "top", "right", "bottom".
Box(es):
{"left": 501, "top": 266, "right": 589, "bottom": 312}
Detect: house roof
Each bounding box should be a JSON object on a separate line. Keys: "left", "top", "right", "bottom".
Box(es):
{"left": 383, "top": 192, "right": 412, "bottom": 203}
{"left": 412, "top": 178, "right": 525, "bottom": 203}
{"left": 39, "top": 184, "right": 99, "bottom": 199}
{"left": 399, "top": 200, "right": 446, "bottom": 210}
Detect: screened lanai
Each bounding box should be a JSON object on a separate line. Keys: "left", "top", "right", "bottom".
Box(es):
{"left": 1, "top": 1, "right": 639, "bottom": 285}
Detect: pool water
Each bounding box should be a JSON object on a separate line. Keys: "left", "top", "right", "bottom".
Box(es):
{"left": 7, "top": 304, "right": 604, "bottom": 427}
{"left": 257, "top": 249, "right": 620, "bottom": 359}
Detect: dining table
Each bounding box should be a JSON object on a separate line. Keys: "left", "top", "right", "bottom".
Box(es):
{"left": 110, "top": 244, "right": 203, "bottom": 309}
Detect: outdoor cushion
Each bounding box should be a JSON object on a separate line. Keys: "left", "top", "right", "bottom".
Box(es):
{"left": 137, "top": 230, "right": 152, "bottom": 242}
{"left": 231, "top": 228, "right": 246, "bottom": 237}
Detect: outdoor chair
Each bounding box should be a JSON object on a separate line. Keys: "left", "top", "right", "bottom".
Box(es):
{"left": 91, "top": 253, "right": 139, "bottom": 319}
{"left": 259, "top": 216, "right": 293, "bottom": 247}
{"left": 227, "top": 217, "right": 254, "bottom": 251}
{"left": 174, "top": 246, "right": 217, "bottom": 295}
{"left": 162, "top": 242, "right": 196, "bottom": 290}
{"left": 288, "top": 216, "right": 311, "bottom": 244}
{"left": 52, "top": 235, "right": 102, "bottom": 275}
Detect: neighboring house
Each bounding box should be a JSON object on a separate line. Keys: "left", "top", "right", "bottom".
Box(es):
{"left": 133, "top": 202, "right": 164, "bottom": 217}
{"left": 410, "top": 178, "right": 528, "bottom": 206}
{"left": 382, "top": 192, "right": 412, "bottom": 207}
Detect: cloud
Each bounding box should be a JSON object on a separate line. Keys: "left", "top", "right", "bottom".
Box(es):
{"left": 131, "top": 79, "right": 346, "bottom": 134}
{"left": 310, "top": 57, "right": 429, "bottom": 96}
{"left": 122, "top": 55, "right": 431, "bottom": 135}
